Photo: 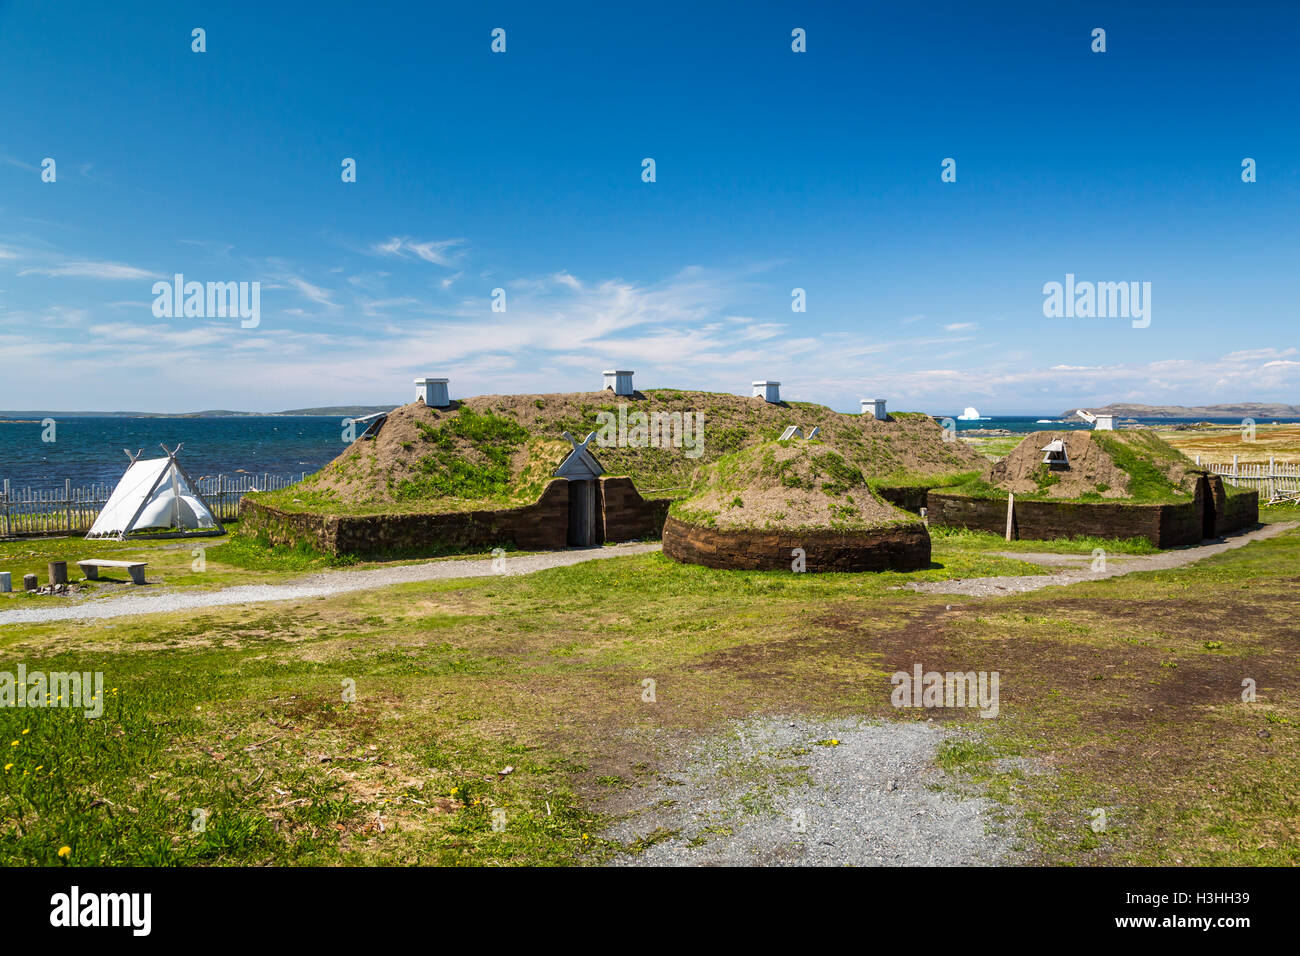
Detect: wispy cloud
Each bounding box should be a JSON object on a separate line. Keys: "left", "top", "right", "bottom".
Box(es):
{"left": 19, "top": 261, "right": 160, "bottom": 280}
{"left": 0, "top": 152, "right": 38, "bottom": 173}
{"left": 283, "top": 275, "right": 336, "bottom": 308}
{"left": 373, "top": 237, "right": 466, "bottom": 267}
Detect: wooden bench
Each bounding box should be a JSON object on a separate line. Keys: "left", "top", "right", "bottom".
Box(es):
{"left": 77, "top": 559, "right": 147, "bottom": 585}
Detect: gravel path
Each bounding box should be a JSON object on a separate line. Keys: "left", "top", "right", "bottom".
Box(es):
{"left": 604, "top": 716, "right": 1027, "bottom": 866}
{"left": 0, "top": 542, "right": 661, "bottom": 626}
{"left": 910, "top": 522, "right": 1296, "bottom": 597}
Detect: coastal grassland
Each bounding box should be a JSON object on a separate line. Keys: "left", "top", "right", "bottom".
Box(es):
{"left": 0, "top": 530, "right": 544, "bottom": 607}
{"left": 2, "top": 523, "right": 1296, "bottom": 866}
{"left": 0, "top": 532, "right": 347, "bottom": 606}
{"left": 957, "top": 435, "right": 1022, "bottom": 460}
{"left": 1161, "top": 423, "right": 1300, "bottom": 464}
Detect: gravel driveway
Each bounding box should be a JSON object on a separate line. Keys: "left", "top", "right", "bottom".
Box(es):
{"left": 604, "top": 716, "right": 1027, "bottom": 866}
{"left": 0, "top": 541, "right": 661, "bottom": 626}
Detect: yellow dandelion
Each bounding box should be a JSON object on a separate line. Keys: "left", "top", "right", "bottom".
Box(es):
{"left": 21, "top": 729, "right": 30, "bottom": 735}
{"left": 34, "top": 765, "right": 42, "bottom": 772}
{"left": 3, "top": 763, "right": 11, "bottom": 771}
{"left": 57, "top": 846, "right": 71, "bottom": 858}
{"left": 9, "top": 740, "right": 17, "bottom": 747}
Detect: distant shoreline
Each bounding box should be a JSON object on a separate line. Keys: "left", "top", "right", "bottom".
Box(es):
{"left": 3, "top": 401, "right": 1297, "bottom": 420}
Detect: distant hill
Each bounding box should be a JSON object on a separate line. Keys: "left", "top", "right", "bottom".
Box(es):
{"left": 275, "top": 405, "right": 397, "bottom": 418}
{"left": 1062, "top": 402, "right": 1300, "bottom": 420}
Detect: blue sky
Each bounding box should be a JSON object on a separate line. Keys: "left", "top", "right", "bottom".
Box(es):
{"left": 1, "top": 0, "right": 1297, "bottom": 414}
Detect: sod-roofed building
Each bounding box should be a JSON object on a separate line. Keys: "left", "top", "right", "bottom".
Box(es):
{"left": 238, "top": 377, "right": 980, "bottom": 558}
{"left": 662, "top": 438, "right": 930, "bottom": 572}
{"left": 926, "top": 430, "right": 1257, "bottom": 546}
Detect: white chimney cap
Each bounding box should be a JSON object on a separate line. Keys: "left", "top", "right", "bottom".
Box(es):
{"left": 415, "top": 377, "right": 450, "bottom": 407}
{"left": 861, "top": 398, "right": 888, "bottom": 420}
{"left": 603, "top": 370, "right": 635, "bottom": 395}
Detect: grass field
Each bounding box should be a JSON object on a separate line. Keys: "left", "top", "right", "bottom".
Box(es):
{"left": 2, "top": 507, "right": 1296, "bottom": 867}
{"left": 1160, "top": 423, "right": 1300, "bottom": 465}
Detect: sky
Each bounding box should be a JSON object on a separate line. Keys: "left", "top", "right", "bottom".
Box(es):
{"left": 1, "top": 0, "right": 1297, "bottom": 415}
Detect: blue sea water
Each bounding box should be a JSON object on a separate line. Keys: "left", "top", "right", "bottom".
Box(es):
{"left": 1, "top": 413, "right": 1293, "bottom": 492}
{"left": 0, "top": 416, "right": 348, "bottom": 491}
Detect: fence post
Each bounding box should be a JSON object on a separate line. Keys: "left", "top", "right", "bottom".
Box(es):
{"left": 2, "top": 478, "right": 8, "bottom": 538}
{"left": 65, "top": 478, "right": 71, "bottom": 531}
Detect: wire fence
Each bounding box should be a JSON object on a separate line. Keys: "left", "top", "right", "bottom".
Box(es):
{"left": 0, "top": 473, "right": 305, "bottom": 537}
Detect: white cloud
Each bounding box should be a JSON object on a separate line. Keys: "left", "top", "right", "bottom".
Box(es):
{"left": 372, "top": 237, "right": 466, "bottom": 267}
{"left": 284, "top": 276, "right": 337, "bottom": 308}
{"left": 19, "top": 261, "right": 160, "bottom": 280}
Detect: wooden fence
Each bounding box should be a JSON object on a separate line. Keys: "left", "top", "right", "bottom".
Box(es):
{"left": 1197, "top": 456, "right": 1300, "bottom": 504}
{"left": 0, "top": 473, "right": 305, "bottom": 537}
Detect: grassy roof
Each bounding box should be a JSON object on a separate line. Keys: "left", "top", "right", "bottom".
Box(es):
{"left": 255, "top": 388, "right": 984, "bottom": 516}
{"left": 944, "top": 430, "right": 1211, "bottom": 504}
{"left": 668, "top": 439, "right": 922, "bottom": 532}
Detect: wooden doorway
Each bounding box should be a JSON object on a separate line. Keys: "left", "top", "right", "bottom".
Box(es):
{"left": 568, "top": 479, "right": 597, "bottom": 546}
{"left": 1199, "top": 476, "right": 1218, "bottom": 539}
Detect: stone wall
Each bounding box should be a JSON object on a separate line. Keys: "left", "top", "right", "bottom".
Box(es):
{"left": 238, "top": 476, "right": 671, "bottom": 558}
{"left": 662, "top": 516, "right": 931, "bottom": 572}
{"left": 926, "top": 479, "right": 1257, "bottom": 547}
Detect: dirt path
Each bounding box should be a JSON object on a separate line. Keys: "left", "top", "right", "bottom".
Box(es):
{"left": 0, "top": 542, "right": 662, "bottom": 626}
{"left": 5, "top": 523, "right": 1290, "bottom": 625}
{"left": 911, "top": 522, "right": 1296, "bottom": 597}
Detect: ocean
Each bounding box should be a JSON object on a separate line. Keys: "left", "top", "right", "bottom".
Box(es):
{"left": 1, "top": 413, "right": 1291, "bottom": 492}
{"left": 0, "top": 416, "right": 347, "bottom": 492}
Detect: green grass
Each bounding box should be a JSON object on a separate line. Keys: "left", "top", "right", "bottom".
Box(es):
{"left": 927, "top": 525, "right": 1161, "bottom": 555}
{"left": 667, "top": 440, "right": 924, "bottom": 532}
{"left": 397, "top": 409, "right": 531, "bottom": 502}
{"left": 207, "top": 534, "right": 357, "bottom": 572}
{"left": 1090, "top": 431, "right": 1189, "bottom": 502}
{"left": 2, "top": 517, "right": 1295, "bottom": 866}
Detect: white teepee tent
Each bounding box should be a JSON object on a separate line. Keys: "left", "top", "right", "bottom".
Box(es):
{"left": 87, "top": 444, "right": 224, "bottom": 540}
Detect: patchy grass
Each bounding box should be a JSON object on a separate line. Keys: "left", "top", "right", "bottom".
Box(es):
{"left": 928, "top": 525, "right": 1160, "bottom": 555}
{"left": 1161, "top": 423, "right": 1300, "bottom": 464}
{"left": 1, "top": 522, "right": 1296, "bottom": 866}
